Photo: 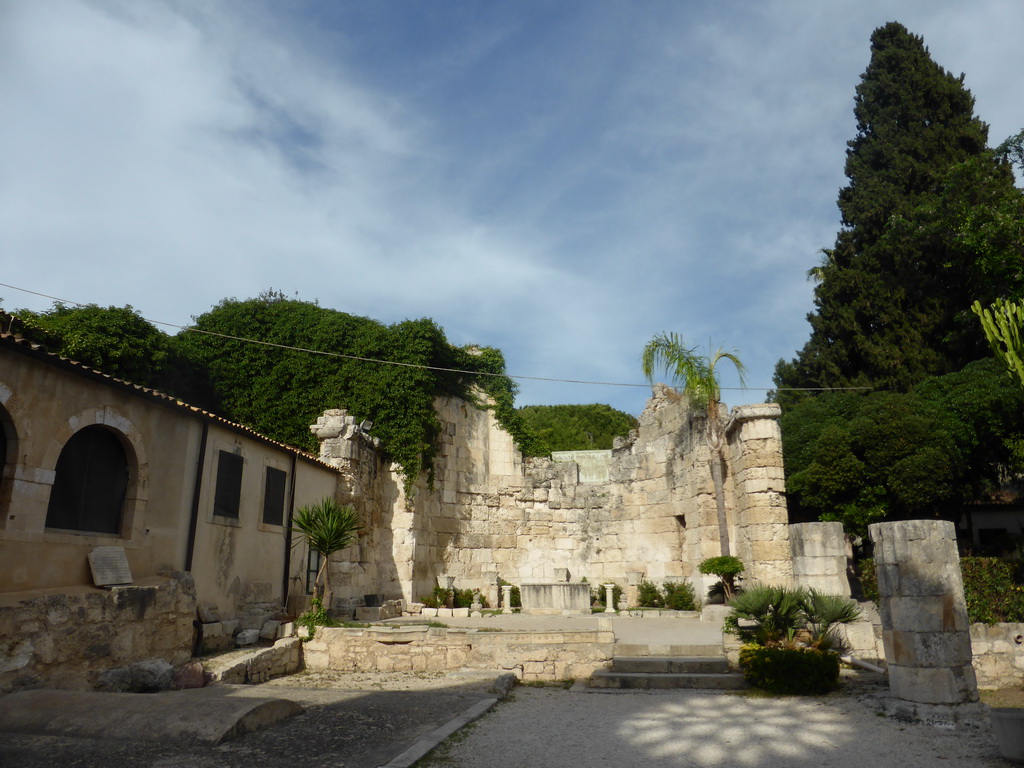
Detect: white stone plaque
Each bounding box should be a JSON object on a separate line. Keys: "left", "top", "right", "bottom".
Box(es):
{"left": 88, "top": 546, "right": 133, "bottom": 587}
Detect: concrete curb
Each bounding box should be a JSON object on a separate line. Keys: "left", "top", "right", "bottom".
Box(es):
{"left": 379, "top": 672, "right": 516, "bottom": 767}
{"left": 379, "top": 696, "right": 499, "bottom": 768}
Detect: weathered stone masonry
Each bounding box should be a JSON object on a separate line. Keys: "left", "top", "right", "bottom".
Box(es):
{"left": 313, "top": 386, "right": 793, "bottom": 606}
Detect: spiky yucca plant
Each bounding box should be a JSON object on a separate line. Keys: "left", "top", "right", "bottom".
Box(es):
{"left": 291, "top": 498, "right": 361, "bottom": 607}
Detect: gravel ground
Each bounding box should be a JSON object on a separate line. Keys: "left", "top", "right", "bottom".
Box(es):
{"left": 420, "top": 685, "right": 1008, "bottom": 768}
{"left": 1, "top": 669, "right": 1014, "bottom": 768}
{"left": 0, "top": 671, "right": 502, "bottom": 768}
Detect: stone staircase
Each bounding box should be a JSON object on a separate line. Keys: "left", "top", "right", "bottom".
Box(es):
{"left": 589, "top": 640, "right": 747, "bottom": 691}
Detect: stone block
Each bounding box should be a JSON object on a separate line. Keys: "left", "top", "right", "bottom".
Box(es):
{"left": 236, "top": 629, "right": 260, "bottom": 647}
{"left": 197, "top": 602, "right": 221, "bottom": 623}
{"left": 130, "top": 658, "right": 173, "bottom": 692}
{"left": 260, "top": 620, "right": 281, "bottom": 640}
{"left": 171, "top": 660, "right": 206, "bottom": 690}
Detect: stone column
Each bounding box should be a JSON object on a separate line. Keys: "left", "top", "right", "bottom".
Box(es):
{"left": 603, "top": 584, "right": 617, "bottom": 615}
{"left": 790, "top": 522, "right": 850, "bottom": 596}
{"left": 501, "top": 585, "right": 513, "bottom": 614}
{"left": 868, "top": 520, "right": 981, "bottom": 722}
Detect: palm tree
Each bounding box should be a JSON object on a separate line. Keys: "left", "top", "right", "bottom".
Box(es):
{"left": 641, "top": 332, "right": 746, "bottom": 556}
{"left": 291, "top": 498, "right": 361, "bottom": 609}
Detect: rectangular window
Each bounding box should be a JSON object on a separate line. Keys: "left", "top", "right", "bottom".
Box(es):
{"left": 262, "top": 467, "right": 287, "bottom": 526}
{"left": 213, "top": 450, "right": 243, "bottom": 519}
{"left": 306, "top": 549, "right": 323, "bottom": 595}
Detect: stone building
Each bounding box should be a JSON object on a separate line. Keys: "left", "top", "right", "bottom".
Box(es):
{"left": 0, "top": 330, "right": 340, "bottom": 691}
{"left": 312, "top": 384, "right": 793, "bottom": 606}
{"left": 0, "top": 322, "right": 797, "bottom": 691}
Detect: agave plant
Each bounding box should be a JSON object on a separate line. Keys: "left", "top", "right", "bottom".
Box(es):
{"left": 802, "top": 588, "right": 862, "bottom": 653}
{"left": 727, "top": 584, "right": 862, "bottom": 651}
{"left": 292, "top": 498, "right": 361, "bottom": 608}
{"left": 727, "top": 584, "right": 809, "bottom": 647}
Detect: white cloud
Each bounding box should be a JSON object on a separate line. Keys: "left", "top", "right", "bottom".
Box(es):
{"left": 2, "top": 0, "right": 1023, "bottom": 417}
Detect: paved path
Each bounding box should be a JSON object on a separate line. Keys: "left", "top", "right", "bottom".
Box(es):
{"left": 425, "top": 686, "right": 1005, "bottom": 768}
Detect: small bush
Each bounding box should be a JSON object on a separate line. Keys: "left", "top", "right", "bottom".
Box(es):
{"left": 662, "top": 581, "right": 697, "bottom": 611}
{"left": 699, "top": 556, "right": 745, "bottom": 599}
{"left": 637, "top": 581, "right": 663, "bottom": 608}
{"left": 857, "top": 558, "right": 878, "bottom": 603}
{"left": 296, "top": 596, "right": 337, "bottom": 639}
{"left": 419, "top": 585, "right": 451, "bottom": 609}
{"left": 738, "top": 644, "right": 840, "bottom": 695}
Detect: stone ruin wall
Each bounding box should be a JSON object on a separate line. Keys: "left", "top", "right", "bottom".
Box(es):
{"left": 0, "top": 573, "right": 195, "bottom": 695}
{"left": 312, "top": 386, "right": 792, "bottom": 607}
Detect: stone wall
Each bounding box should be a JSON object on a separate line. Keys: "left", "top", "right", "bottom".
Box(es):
{"left": 204, "top": 638, "right": 303, "bottom": 685}
{"left": 311, "top": 387, "right": 792, "bottom": 606}
{"left": 970, "top": 622, "right": 1024, "bottom": 689}
{"left": 304, "top": 624, "right": 615, "bottom": 681}
{"left": 0, "top": 573, "right": 195, "bottom": 694}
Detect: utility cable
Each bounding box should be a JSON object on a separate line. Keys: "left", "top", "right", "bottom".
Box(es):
{"left": 0, "top": 281, "right": 872, "bottom": 392}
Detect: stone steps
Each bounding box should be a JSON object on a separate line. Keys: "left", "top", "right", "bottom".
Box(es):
{"left": 613, "top": 643, "right": 724, "bottom": 658}
{"left": 611, "top": 656, "right": 730, "bottom": 674}
{"left": 589, "top": 669, "right": 747, "bottom": 690}
{"left": 589, "top": 656, "right": 746, "bottom": 690}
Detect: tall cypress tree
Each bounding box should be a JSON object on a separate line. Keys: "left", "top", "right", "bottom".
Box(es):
{"left": 775, "top": 22, "right": 1022, "bottom": 403}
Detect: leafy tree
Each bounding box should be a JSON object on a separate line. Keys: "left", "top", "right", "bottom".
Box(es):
{"left": 9, "top": 303, "right": 178, "bottom": 390}
{"left": 781, "top": 359, "right": 1024, "bottom": 537}
{"left": 642, "top": 332, "right": 745, "bottom": 556}
{"left": 775, "top": 22, "right": 1024, "bottom": 406}
{"left": 516, "top": 403, "right": 638, "bottom": 454}
{"left": 291, "top": 498, "right": 360, "bottom": 608}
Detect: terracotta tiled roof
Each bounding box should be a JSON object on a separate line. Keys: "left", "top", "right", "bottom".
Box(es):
{"left": 0, "top": 327, "right": 339, "bottom": 472}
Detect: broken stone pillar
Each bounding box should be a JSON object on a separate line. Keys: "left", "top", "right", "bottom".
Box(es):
{"left": 501, "top": 585, "right": 513, "bottom": 614}
{"left": 625, "top": 571, "right": 644, "bottom": 609}
{"left": 482, "top": 572, "right": 500, "bottom": 610}
{"left": 868, "top": 519, "right": 982, "bottom": 722}
{"left": 790, "top": 522, "right": 850, "bottom": 596}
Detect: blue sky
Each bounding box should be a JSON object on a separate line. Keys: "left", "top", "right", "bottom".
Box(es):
{"left": 3, "top": 1, "right": 1024, "bottom": 415}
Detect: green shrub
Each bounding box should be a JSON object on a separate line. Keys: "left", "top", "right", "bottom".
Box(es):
{"left": 419, "top": 585, "right": 451, "bottom": 609}
{"left": 452, "top": 588, "right": 489, "bottom": 609}
{"left": 637, "top": 581, "right": 663, "bottom": 608}
{"left": 662, "top": 581, "right": 697, "bottom": 611}
{"left": 738, "top": 644, "right": 840, "bottom": 694}
{"left": 960, "top": 557, "right": 1024, "bottom": 624}
{"left": 857, "top": 558, "right": 878, "bottom": 603}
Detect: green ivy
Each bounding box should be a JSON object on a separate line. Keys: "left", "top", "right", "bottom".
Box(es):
{"left": 172, "top": 292, "right": 541, "bottom": 490}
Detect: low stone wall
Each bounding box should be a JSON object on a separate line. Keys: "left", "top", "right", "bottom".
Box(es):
{"left": 304, "top": 625, "right": 615, "bottom": 681}
{"left": 0, "top": 572, "right": 195, "bottom": 694}
{"left": 971, "top": 623, "right": 1024, "bottom": 689}
{"left": 204, "top": 638, "right": 303, "bottom": 685}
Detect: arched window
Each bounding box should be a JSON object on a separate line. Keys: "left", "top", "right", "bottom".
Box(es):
{"left": 46, "top": 426, "right": 129, "bottom": 535}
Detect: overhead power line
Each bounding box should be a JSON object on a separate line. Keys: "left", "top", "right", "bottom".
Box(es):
{"left": 0, "top": 281, "right": 872, "bottom": 392}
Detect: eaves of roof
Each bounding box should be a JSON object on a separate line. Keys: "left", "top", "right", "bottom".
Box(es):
{"left": 0, "top": 331, "right": 340, "bottom": 473}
